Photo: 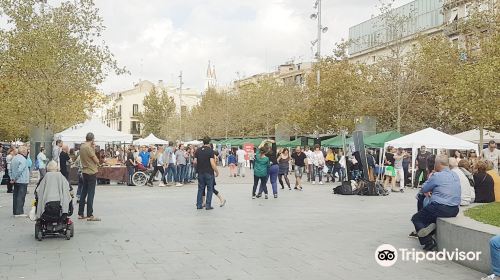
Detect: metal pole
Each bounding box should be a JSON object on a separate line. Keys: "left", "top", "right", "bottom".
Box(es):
{"left": 316, "top": 0, "right": 322, "bottom": 87}
{"left": 317, "top": 0, "right": 322, "bottom": 60}
{"left": 179, "top": 71, "right": 183, "bottom": 140}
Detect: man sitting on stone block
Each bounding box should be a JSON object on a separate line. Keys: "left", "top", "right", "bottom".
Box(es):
{"left": 410, "top": 155, "right": 461, "bottom": 251}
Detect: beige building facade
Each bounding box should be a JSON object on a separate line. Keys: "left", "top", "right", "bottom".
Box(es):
{"left": 234, "top": 61, "right": 314, "bottom": 89}
{"left": 101, "top": 80, "right": 201, "bottom": 139}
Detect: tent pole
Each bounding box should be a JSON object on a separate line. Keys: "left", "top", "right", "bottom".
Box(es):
{"left": 411, "top": 146, "right": 417, "bottom": 188}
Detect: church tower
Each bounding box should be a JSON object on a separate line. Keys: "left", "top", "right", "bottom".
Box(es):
{"left": 205, "top": 60, "right": 217, "bottom": 91}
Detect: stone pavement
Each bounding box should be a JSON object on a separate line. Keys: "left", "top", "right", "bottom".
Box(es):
{"left": 0, "top": 168, "right": 485, "bottom": 280}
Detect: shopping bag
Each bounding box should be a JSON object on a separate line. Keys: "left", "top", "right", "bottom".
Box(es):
{"left": 29, "top": 205, "right": 36, "bottom": 221}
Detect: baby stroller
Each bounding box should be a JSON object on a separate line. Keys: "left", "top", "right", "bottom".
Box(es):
{"left": 34, "top": 183, "right": 75, "bottom": 241}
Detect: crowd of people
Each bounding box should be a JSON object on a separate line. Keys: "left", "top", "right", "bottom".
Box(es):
{"left": 403, "top": 141, "right": 499, "bottom": 270}
{"left": 1, "top": 135, "right": 499, "bottom": 277}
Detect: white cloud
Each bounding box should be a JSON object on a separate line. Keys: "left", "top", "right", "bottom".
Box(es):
{"left": 95, "top": 0, "right": 413, "bottom": 93}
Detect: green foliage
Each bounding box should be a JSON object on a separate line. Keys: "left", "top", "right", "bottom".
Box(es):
{"left": 138, "top": 87, "right": 175, "bottom": 138}
{"left": 411, "top": 4, "right": 500, "bottom": 138}
{"left": 182, "top": 78, "right": 303, "bottom": 139}
{"left": 300, "top": 57, "right": 371, "bottom": 134}
{"left": 0, "top": 0, "right": 125, "bottom": 139}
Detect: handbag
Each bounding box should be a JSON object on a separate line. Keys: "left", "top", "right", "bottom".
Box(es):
{"left": 29, "top": 202, "right": 36, "bottom": 221}
{"left": 322, "top": 165, "right": 329, "bottom": 174}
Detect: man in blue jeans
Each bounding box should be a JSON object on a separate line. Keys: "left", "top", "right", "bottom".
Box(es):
{"left": 175, "top": 144, "right": 187, "bottom": 187}
{"left": 164, "top": 143, "right": 176, "bottom": 185}
{"left": 194, "top": 137, "right": 219, "bottom": 210}
{"left": 411, "top": 155, "right": 461, "bottom": 251}
{"left": 78, "top": 133, "right": 101, "bottom": 221}
{"left": 483, "top": 235, "right": 500, "bottom": 280}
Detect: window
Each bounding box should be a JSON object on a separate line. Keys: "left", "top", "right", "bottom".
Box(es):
{"left": 132, "top": 104, "right": 139, "bottom": 116}
{"left": 130, "top": 121, "right": 140, "bottom": 134}
{"left": 118, "top": 121, "right": 122, "bottom": 132}
{"left": 295, "top": 75, "right": 303, "bottom": 85}
{"left": 118, "top": 105, "right": 122, "bottom": 117}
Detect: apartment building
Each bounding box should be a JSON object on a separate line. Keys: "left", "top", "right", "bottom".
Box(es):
{"left": 101, "top": 80, "right": 201, "bottom": 139}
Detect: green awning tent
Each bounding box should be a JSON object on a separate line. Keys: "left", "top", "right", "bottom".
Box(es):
{"left": 241, "top": 138, "right": 264, "bottom": 146}
{"left": 277, "top": 138, "right": 314, "bottom": 147}
{"left": 211, "top": 139, "right": 224, "bottom": 145}
{"left": 364, "top": 131, "right": 403, "bottom": 148}
{"left": 227, "top": 139, "right": 244, "bottom": 146}
{"left": 321, "top": 135, "right": 350, "bottom": 148}
{"left": 213, "top": 138, "right": 264, "bottom": 147}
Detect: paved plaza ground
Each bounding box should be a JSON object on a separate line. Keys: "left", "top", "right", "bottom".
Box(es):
{"left": 0, "top": 168, "right": 485, "bottom": 280}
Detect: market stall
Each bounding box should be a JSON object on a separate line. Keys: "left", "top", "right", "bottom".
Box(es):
{"left": 321, "top": 135, "right": 351, "bottom": 148}
{"left": 133, "top": 133, "right": 168, "bottom": 145}
{"left": 69, "top": 166, "right": 128, "bottom": 185}
{"left": 54, "top": 119, "right": 133, "bottom": 148}
{"left": 384, "top": 128, "right": 478, "bottom": 186}
{"left": 454, "top": 129, "right": 500, "bottom": 145}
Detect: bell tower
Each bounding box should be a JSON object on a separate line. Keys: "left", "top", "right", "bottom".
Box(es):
{"left": 205, "top": 60, "right": 217, "bottom": 90}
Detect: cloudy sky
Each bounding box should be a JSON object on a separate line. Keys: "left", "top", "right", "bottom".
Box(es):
{"left": 95, "top": 0, "right": 410, "bottom": 94}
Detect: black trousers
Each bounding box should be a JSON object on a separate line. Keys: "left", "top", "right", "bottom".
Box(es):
{"left": 148, "top": 166, "right": 166, "bottom": 184}
{"left": 6, "top": 169, "right": 13, "bottom": 192}
{"left": 413, "top": 169, "right": 428, "bottom": 188}
{"left": 78, "top": 173, "right": 97, "bottom": 217}
{"left": 411, "top": 202, "right": 459, "bottom": 246}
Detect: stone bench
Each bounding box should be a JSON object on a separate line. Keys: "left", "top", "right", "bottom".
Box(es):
{"left": 437, "top": 204, "right": 500, "bottom": 274}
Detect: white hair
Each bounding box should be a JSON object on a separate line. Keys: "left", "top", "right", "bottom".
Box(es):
{"left": 448, "top": 157, "right": 458, "bottom": 168}
{"left": 18, "top": 146, "right": 28, "bottom": 154}
{"left": 46, "top": 160, "right": 58, "bottom": 172}
{"left": 436, "top": 155, "right": 449, "bottom": 167}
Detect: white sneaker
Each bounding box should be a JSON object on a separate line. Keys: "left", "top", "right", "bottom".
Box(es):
{"left": 158, "top": 183, "right": 165, "bottom": 187}
{"left": 319, "top": 181, "right": 324, "bottom": 185}
{"left": 176, "top": 183, "right": 183, "bottom": 187}
{"left": 481, "top": 274, "right": 500, "bottom": 280}
{"left": 14, "top": 214, "right": 28, "bottom": 218}
{"left": 312, "top": 181, "right": 316, "bottom": 185}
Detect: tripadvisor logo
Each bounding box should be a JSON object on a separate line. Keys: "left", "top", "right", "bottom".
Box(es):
{"left": 375, "top": 244, "right": 398, "bottom": 267}
{"left": 375, "top": 244, "right": 481, "bottom": 267}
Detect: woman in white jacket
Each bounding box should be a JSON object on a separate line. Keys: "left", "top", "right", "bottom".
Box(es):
{"left": 449, "top": 158, "right": 475, "bottom": 206}
{"left": 312, "top": 144, "right": 326, "bottom": 185}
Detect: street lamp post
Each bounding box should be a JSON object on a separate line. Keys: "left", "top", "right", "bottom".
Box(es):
{"left": 310, "top": 0, "right": 328, "bottom": 87}
{"left": 178, "top": 71, "right": 183, "bottom": 141}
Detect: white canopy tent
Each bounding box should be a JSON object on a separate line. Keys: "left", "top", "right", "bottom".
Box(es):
{"left": 454, "top": 129, "right": 500, "bottom": 145}
{"left": 132, "top": 133, "right": 168, "bottom": 146}
{"left": 183, "top": 140, "right": 202, "bottom": 146}
{"left": 383, "top": 128, "right": 478, "bottom": 186}
{"left": 54, "top": 119, "right": 133, "bottom": 148}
